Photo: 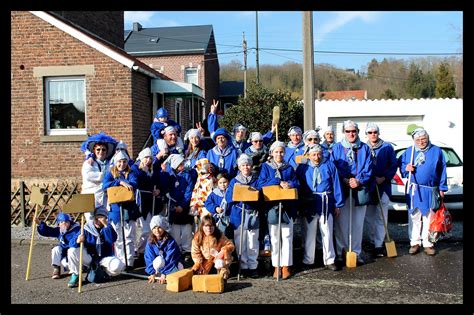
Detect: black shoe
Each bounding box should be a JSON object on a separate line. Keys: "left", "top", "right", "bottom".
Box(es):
{"left": 300, "top": 263, "right": 313, "bottom": 271}
{"left": 326, "top": 263, "right": 340, "bottom": 271}
{"left": 248, "top": 269, "right": 259, "bottom": 279}
{"left": 374, "top": 247, "right": 385, "bottom": 257}
{"left": 356, "top": 257, "right": 365, "bottom": 266}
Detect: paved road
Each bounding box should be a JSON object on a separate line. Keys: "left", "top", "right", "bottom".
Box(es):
{"left": 8, "top": 210, "right": 463, "bottom": 305}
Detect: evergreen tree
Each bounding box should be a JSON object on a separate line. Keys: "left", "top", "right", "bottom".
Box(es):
{"left": 435, "top": 62, "right": 456, "bottom": 98}
{"left": 219, "top": 81, "right": 303, "bottom": 142}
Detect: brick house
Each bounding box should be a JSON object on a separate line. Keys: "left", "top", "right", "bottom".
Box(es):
{"left": 124, "top": 23, "right": 219, "bottom": 130}
{"left": 11, "top": 11, "right": 173, "bottom": 188}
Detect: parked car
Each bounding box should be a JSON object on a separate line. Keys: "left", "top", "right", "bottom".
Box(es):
{"left": 388, "top": 140, "right": 463, "bottom": 211}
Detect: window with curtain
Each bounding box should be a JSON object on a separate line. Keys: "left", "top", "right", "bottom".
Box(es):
{"left": 184, "top": 67, "right": 198, "bottom": 86}
{"left": 45, "top": 76, "right": 86, "bottom": 135}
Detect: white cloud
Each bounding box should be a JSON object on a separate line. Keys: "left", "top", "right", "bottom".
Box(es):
{"left": 315, "top": 11, "right": 382, "bottom": 45}
{"left": 124, "top": 11, "right": 156, "bottom": 26}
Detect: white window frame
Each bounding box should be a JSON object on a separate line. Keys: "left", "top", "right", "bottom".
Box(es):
{"left": 45, "top": 76, "right": 87, "bottom": 136}
{"left": 184, "top": 67, "right": 198, "bottom": 86}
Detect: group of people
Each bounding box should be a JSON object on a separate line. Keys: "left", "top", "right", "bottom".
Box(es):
{"left": 35, "top": 101, "right": 448, "bottom": 288}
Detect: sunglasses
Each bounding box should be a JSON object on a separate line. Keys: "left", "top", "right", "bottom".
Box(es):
{"left": 307, "top": 138, "right": 318, "bottom": 141}
{"left": 367, "top": 131, "right": 378, "bottom": 134}
{"left": 95, "top": 148, "right": 107, "bottom": 152}
{"left": 253, "top": 140, "right": 263, "bottom": 143}
{"left": 345, "top": 130, "right": 357, "bottom": 134}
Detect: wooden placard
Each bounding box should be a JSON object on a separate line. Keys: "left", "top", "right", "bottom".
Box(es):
{"left": 295, "top": 154, "right": 309, "bottom": 164}
{"left": 30, "top": 186, "right": 48, "bottom": 206}
{"left": 107, "top": 186, "right": 135, "bottom": 204}
{"left": 262, "top": 185, "right": 298, "bottom": 201}
{"left": 62, "top": 194, "right": 95, "bottom": 214}
{"left": 232, "top": 184, "right": 259, "bottom": 202}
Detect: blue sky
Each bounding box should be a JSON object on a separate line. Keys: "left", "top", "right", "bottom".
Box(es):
{"left": 124, "top": 11, "right": 463, "bottom": 72}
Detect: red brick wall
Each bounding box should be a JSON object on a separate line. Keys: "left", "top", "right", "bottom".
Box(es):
{"left": 50, "top": 11, "right": 124, "bottom": 48}
{"left": 11, "top": 11, "right": 152, "bottom": 185}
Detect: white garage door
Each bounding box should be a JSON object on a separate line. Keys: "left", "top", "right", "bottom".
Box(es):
{"left": 328, "top": 115, "right": 423, "bottom": 143}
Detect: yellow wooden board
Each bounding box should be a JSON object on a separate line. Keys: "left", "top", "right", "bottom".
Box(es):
{"left": 166, "top": 269, "right": 193, "bottom": 292}
{"left": 295, "top": 154, "right": 309, "bottom": 164}
{"left": 62, "top": 194, "right": 95, "bottom": 213}
{"left": 107, "top": 186, "right": 135, "bottom": 204}
{"left": 232, "top": 184, "right": 260, "bottom": 202}
{"left": 192, "top": 274, "right": 224, "bottom": 293}
{"left": 262, "top": 185, "right": 298, "bottom": 201}
{"left": 30, "top": 186, "right": 47, "bottom": 206}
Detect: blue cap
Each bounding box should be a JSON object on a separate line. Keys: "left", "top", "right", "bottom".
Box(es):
{"left": 156, "top": 107, "right": 168, "bottom": 119}
{"left": 57, "top": 213, "right": 71, "bottom": 223}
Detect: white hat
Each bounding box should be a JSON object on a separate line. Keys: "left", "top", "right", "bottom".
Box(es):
{"left": 153, "top": 256, "right": 165, "bottom": 271}
{"left": 163, "top": 126, "right": 176, "bottom": 135}
{"left": 308, "top": 144, "right": 323, "bottom": 154}
{"left": 166, "top": 154, "right": 185, "bottom": 170}
{"left": 249, "top": 132, "right": 263, "bottom": 142}
{"left": 138, "top": 147, "right": 152, "bottom": 161}
{"left": 365, "top": 122, "right": 380, "bottom": 134}
{"left": 269, "top": 141, "right": 286, "bottom": 153}
{"left": 112, "top": 150, "right": 130, "bottom": 165}
{"left": 184, "top": 128, "right": 203, "bottom": 141}
{"left": 287, "top": 126, "right": 302, "bottom": 136}
{"left": 412, "top": 128, "right": 428, "bottom": 139}
{"left": 237, "top": 154, "right": 253, "bottom": 166}
{"left": 303, "top": 130, "right": 320, "bottom": 142}
{"left": 342, "top": 120, "right": 359, "bottom": 133}
{"left": 116, "top": 140, "right": 128, "bottom": 150}
{"left": 323, "top": 126, "right": 334, "bottom": 134}
{"left": 233, "top": 123, "right": 247, "bottom": 133}
{"left": 150, "top": 215, "right": 170, "bottom": 232}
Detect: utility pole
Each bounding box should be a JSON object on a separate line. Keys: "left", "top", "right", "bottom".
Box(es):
{"left": 256, "top": 11, "right": 260, "bottom": 84}
{"left": 302, "top": 11, "right": 315, "bottom": 131}
{"left": 243, "top": 32, "right": 247, "bottom": 98}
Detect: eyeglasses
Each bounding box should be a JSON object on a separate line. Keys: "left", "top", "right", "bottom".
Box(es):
{"left": 307, "top": 138, "right": 318, "bottom": 141}
{"left": 344, "top": 130, "right": 357, "bottom": 134}
{"left": 95, "top": 148, "right": 107, "bottom": 152}
{"left": 367, "top": 131, "right": 378, "bottom": 134}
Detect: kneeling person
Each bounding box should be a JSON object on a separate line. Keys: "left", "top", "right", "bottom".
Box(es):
{"left": 77, "top": 206, "right": 126, "bottom": 283}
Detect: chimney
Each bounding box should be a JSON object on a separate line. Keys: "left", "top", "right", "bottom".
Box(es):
{"left": 133, "top": 22, "right": 142, "bottom": 32}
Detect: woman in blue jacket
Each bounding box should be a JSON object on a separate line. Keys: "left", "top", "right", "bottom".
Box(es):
{"left": 144, "top": 215, "right": 183, "bottom": 284}
{"left": 257, "top": 141, "right": 299, "bottom": 280}
{"left": 103, "top": 150, "right": 140, "bottom": 268}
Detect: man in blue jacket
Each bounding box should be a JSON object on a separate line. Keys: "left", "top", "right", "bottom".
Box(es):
{"left": 35, "top": 213, "right": 82, "bottom": 287}
{"left": 399, "top": 128, "right": 447, "bottom": 256}
{"left": 78, "top": 206, "right": 125, "bottom": 282}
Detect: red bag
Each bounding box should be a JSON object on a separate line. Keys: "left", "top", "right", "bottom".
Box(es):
{"left": 429, "top": 202, "right": 453, "bottom": 233}
{"left": 428, "top": 202, "right": 453, "bottom": 243}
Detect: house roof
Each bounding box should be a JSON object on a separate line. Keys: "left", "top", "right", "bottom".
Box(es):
{"left": 124, "top": 25, "right": 214, "bottom": 56}
{"left": 219, "top": 81, "right": 244, "bottom": 97}
{"left": 30, "top": 11, "right": 170, "bottom": 80}
{"left": 319, "top": 90, "right": 367, "bottom": 100}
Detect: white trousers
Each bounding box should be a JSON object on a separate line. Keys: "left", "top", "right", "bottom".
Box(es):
{"left": 170, "top": 223, "right": 193, "bottom": 253}
{"left": 111, "top": 220, "right": 136, "bottom": 267}
{"left": 408, "top": 208, "right": 435, "bottom": 248}
{"left": 365, "top": 192, "right": 390, "bottom": 248}
{"left": 52, "top": 246, "right": 91, "bottom": 275}
{"left": 136, "top": 213, "right": 153, "bottom": 254}
{"left": 233, "top": 227, "right": 259, "bottom": 270}
{"left": 334, "top": 196, "right": 367, "bottom": 256}
{"left": 269, "top": 219, "right": 293, "bottom": 267}
{"left": 81, "top": 252, "right": 126, "bottom": 276}
{"left": 303, "top": 214, "right": 335, "bottom": 265}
